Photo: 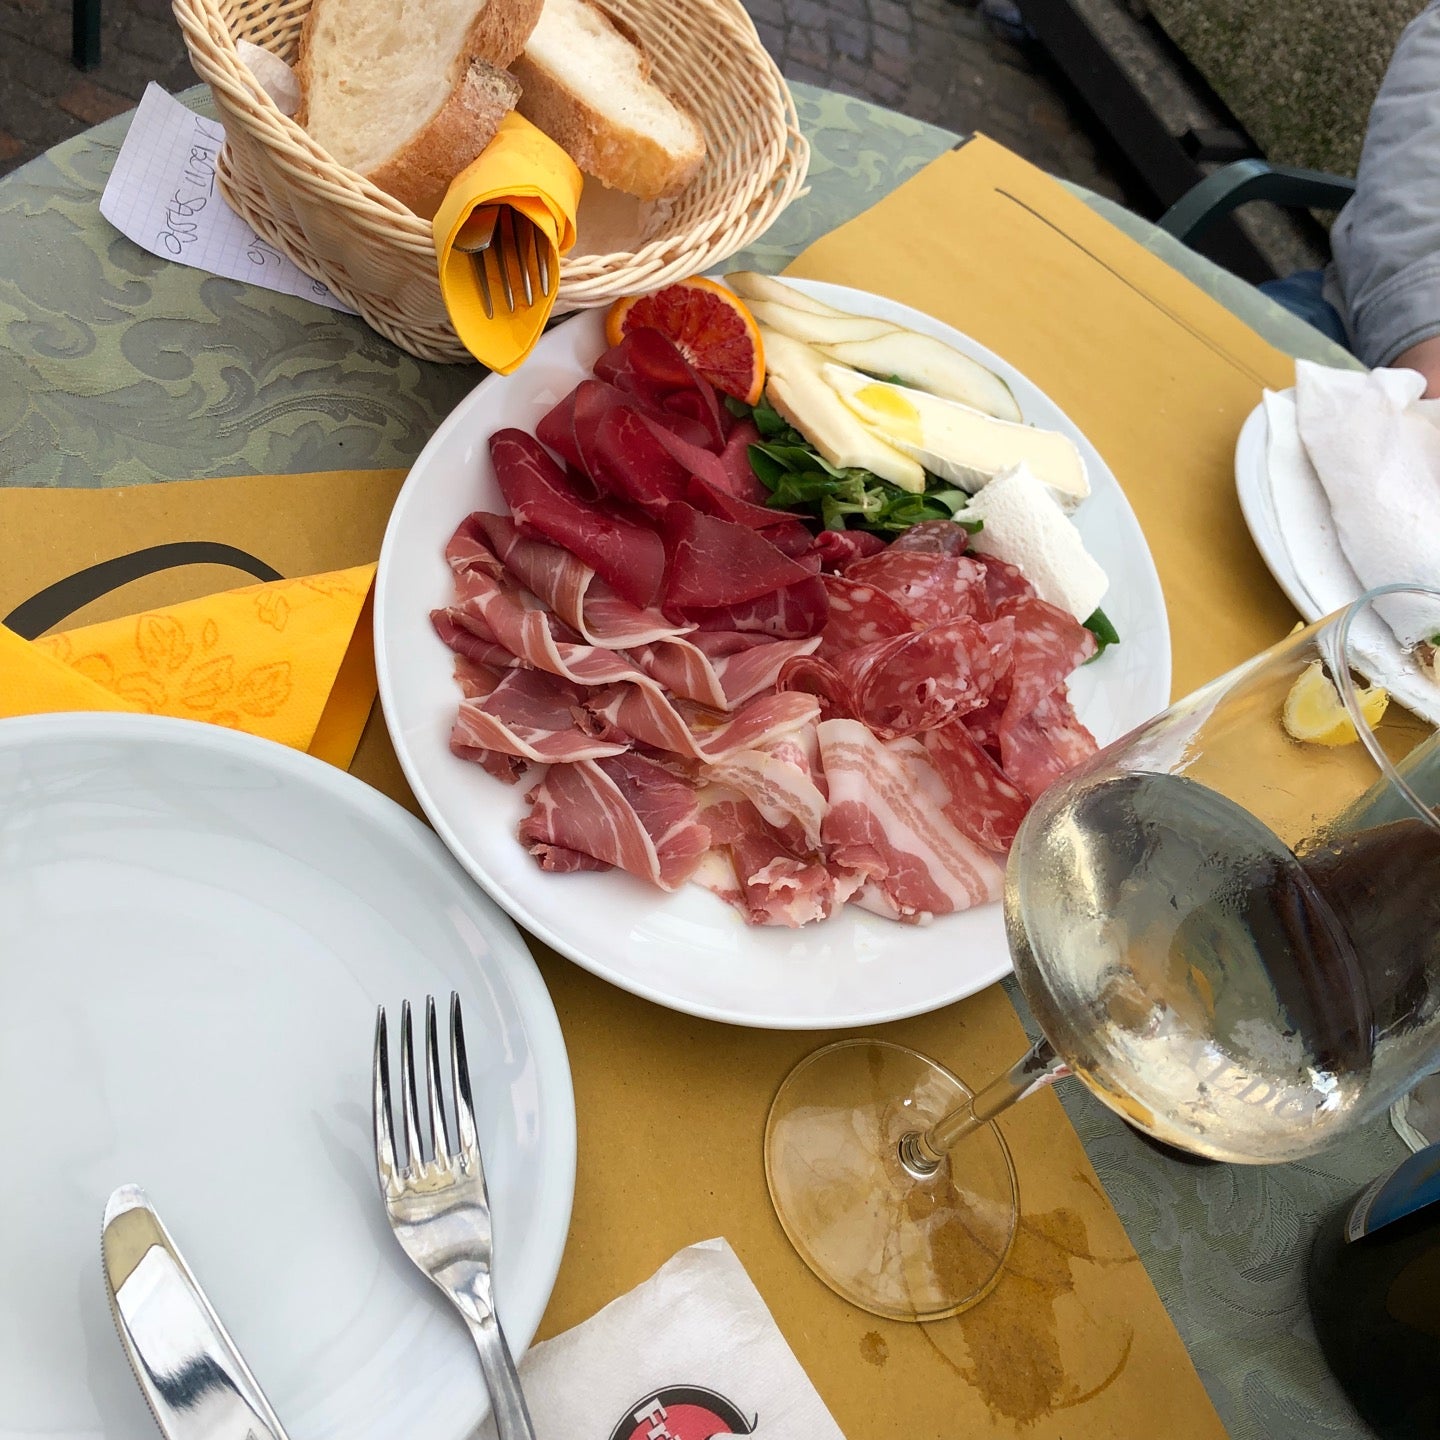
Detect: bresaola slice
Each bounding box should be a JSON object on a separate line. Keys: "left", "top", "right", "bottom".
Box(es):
{"left": 661, "top": 507, "right": 820, "bottom": 611}
{"left": 492, "top": 429, "right": 666, "bottom": 609}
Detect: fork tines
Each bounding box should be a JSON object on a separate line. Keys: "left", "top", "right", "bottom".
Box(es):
{"left": 373, "top": 992, "right": 480, "bottom": 1187}
{"left": 453, "top": 206, "right": 554, "bottom": 321}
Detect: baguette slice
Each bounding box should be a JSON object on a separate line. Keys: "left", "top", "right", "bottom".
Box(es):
{"left": 296, "top": 0, "right": 541, "bottom": 217}
{"left": 511, "top": 0, "right": 706, "bottom": 200}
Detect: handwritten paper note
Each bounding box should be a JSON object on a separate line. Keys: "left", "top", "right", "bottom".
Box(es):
{"left": 100, "top": 83, "right": 356, "bottom": 313}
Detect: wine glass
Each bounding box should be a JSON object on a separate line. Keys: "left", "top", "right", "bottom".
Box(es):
{"left": 765, "top": 585, "right": 1440, "bottom": 1321}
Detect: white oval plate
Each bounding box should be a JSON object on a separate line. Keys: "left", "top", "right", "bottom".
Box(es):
{"left": 1235, "top": 397, "right": 1440, "bottom": 724}
{"left": 0, "top": 713, "right": 574, "bottom": 1440}
{"left": 375, "top": 279, "right": 1172, "bottom": 1029}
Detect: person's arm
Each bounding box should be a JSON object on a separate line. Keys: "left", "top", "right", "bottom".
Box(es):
{"left": 1328, "top": 1, "right": 1440, "bottom": 391}
{"left": 1392, "top": 336, "right": 1440, "bottom": 396}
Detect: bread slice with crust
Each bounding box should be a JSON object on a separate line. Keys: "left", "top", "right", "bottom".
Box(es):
{"left": 510, "top": 0, "right": 706, "bottom": 201}
{"left": 296, "top": 0, "right": 542, "bottom": 217}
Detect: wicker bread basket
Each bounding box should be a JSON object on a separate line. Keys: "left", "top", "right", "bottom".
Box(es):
{"left": 172, "top": 0, "right": 810, "bottom": 363}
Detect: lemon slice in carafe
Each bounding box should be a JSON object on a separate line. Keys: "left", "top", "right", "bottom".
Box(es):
{"left": 1283, "top": 660, "right": 1389, "bottom": 746}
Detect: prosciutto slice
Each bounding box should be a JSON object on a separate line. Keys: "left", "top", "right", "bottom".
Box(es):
{"left": 817, "top": 719, "right": 1004, "bottom": 923}
{"left": 519, "top": 752, "right": 711, "bottom": 891}
{"left": 706, "top": 728, "right": 828, "bottom": 851}
{"left": 633, "top": 630, "right": 821, "bottom": 711}
{"left": 451, "top": 668, "right": 628, "bottom": 767}
{"left": 586, "top": 686, "right": 821, "bottom": 764}
{"left": 695, "top": 794, "right": 842, "bottom": 928}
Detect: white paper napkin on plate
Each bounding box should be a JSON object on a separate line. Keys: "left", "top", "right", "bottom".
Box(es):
{"left": 475, "top": 1239, "right": 846, "bottom": 1440}
{"left": 1291, "top": 359, "right": 1440, "bottom": 645}
{"left": 1260, "top": 361, "right": 1440, "bottom": 722}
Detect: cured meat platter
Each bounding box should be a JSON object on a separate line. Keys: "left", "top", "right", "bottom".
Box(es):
{"left": 375, "top": 281, "right": 1172, "bottom": 1028}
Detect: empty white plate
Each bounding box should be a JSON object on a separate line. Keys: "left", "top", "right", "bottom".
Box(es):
{"left": 0, "top": 713, "right": 574, "bottom": 1440}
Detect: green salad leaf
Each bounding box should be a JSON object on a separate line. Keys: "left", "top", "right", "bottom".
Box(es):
{"left": 726, "top": 394, "right": 977, "bottom": 537}
{"left": 1083, "top": 606, "right": 1120, "bottom": 660}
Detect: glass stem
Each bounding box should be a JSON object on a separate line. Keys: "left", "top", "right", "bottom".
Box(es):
{"left": 898, "top": 1036, "right": 1069, "bottom": 1178}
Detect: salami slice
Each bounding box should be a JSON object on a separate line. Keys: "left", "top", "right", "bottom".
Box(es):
{"left": 836, "top": 616, "right": 1012, "bottom": 737}
{"left": 844, "top": 549, "right": 992, "bottom": 628}
{"left": 924, "top": 722, "right": 1031, "bottom": 851}
{"left": 818, "top": 574, "right": 916, "bottom": 659}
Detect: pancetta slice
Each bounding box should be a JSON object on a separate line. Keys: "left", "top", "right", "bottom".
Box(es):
{"left": 518, "top": 752, "right": 710, "bottom": 891}
{"left": 817, "top": 719, "right": 1004, "bottom": 923}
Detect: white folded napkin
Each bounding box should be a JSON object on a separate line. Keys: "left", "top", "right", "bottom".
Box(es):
{"left": 477, "top": 1239, "right": 845, "bottom": 1440}
{"left": 1290, "top": 359, "right": 1440, "bottom": 646}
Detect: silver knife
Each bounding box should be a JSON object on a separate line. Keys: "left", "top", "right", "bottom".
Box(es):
{"left": 102, "top": 1184, "right": 291, "bottom": 1440}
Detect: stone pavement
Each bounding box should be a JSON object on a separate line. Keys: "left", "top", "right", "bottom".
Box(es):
{"left": 0, "top": 0, "right": 1131, "bottom": 204}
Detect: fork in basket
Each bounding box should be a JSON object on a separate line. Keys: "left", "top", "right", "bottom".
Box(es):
{"left": 454, "top": 206, "right": 554, "bottom": 319}
{"left": 372, "top": 993, "right": 536, "bottom": 1440}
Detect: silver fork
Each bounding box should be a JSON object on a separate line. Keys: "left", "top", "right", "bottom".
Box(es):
{"left": 454, "top": 206, "right": 554, "bottom": 319}
{"left": 372, "top": 993, "right": 536, "bottom": 1440}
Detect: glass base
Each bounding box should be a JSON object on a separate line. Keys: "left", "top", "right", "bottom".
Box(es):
{"left": 764, "top": 1038, "right": 1018, "bottom": 1322}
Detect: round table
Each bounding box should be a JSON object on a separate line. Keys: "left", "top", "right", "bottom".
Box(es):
{"left": 0, "top": 81, "right": 1394, "bottom": 1440}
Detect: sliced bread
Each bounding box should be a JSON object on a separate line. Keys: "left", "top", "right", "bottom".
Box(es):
{"left": 510, "top": 0, "right": 707, "bottom": 201}
{"left": 296, "top": 0, "right": 542, "bottom": 217}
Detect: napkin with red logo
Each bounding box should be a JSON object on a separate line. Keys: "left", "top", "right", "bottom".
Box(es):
{"left": 480, "top": 1240, "right": 844, "bottom": 1440}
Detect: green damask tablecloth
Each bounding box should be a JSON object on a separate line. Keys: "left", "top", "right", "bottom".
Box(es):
{"left": 0, "top": 81, "right": 1395, "bottom": 1440}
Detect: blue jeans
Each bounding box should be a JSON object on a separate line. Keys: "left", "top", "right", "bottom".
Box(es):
{"left": 1259, "top": 268, "right": 1352, "bottom": 351}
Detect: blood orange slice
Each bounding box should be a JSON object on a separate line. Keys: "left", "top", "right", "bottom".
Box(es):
{"left": 605, "top": 277, "right": 766, "bottom": 405}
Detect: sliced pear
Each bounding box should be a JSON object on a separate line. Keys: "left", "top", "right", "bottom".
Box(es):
{"left": 822, "top": 364, "right": 1089, "bottom": 506}
{"left": 746, "top": 299, "right": 901, "bottom": 347}
{"left": 763, "top": 331, "right": 926, "bottom": 492}
{"left": 725, "top": 270, "right": 849, "bottom": 318}
{"left": 815, "top": 331, "right": 1022, "bottom": 423}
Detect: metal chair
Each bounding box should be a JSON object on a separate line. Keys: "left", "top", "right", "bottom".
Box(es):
{"left": 1157, "top": 159, "right": 1356, "bottom": 246}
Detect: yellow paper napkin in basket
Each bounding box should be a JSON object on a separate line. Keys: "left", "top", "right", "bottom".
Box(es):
{"left": 0, "top": 564, "right": 377, "bottom": 769}
{"left": 434, "top": 113, "right": 583, "bottom": 375}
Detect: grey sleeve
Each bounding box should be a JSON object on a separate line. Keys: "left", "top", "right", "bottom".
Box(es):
{"left": 1328, "top": 0, "right": 1440, "bottom": 368}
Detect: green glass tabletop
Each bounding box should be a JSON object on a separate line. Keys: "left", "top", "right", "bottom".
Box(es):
{"left": 0, "top": 79, "right": 1393, "bottom": 1440}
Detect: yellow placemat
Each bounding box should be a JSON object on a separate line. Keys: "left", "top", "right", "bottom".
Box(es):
{"left": 785, "top": 133, "right": 1301, "bottom": 699}
{"left": 0, "top": 470, "right": 405, "bottom": 773}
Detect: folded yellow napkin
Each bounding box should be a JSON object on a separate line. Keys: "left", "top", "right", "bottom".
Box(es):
{"left": 434, "top": 113, "right": 583, "bottom": 375}
{"left": 0, "top": 564, "right": 376, "bottom": 769}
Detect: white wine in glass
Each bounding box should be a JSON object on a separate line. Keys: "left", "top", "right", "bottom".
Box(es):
{"left": 766, "top": 585, "right": 1440, "bottom": 1321}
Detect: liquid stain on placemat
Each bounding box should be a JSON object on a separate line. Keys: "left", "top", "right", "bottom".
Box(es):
{"left": 923, "top": 1205, "right": 1135, "bottom": 1424}
{"left": 858, "top": 1332, "right": 889, "bottom": 1368}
